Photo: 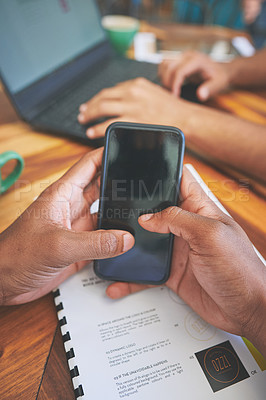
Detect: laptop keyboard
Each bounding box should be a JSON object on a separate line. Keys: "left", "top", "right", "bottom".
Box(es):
{"left": 34, "top": 57, "right": 158, "bottom": 144}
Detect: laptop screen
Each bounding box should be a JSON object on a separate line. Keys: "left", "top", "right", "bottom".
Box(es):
{"left": 0, "top": 0, "right": 106, "bottom": 94}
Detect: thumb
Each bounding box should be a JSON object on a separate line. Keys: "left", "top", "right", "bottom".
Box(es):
{"left": 52, "top": 229, "right": 135, "bottom": 266}
{"left": 197, "top": 79, "right": 223, "bottom": 101}
{"left": 139, "top": 206, "right": 219, "bottom": 248}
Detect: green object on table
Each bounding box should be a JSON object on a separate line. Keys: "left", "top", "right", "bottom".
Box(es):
{"left": 102, "top": 15, "right": 139, "bottom": 55}
{"left": 0, "top": 151, "right": 24, "bottom": 194}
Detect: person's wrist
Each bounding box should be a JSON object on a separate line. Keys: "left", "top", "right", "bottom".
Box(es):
{"left": 173, "top": 97, "right": 198, "bottom": 136}
{"left": 176, "top": 100, "right": 209, "bottom": 147}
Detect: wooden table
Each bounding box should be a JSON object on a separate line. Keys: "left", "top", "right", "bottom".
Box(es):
{"left": 1, "top": 28, "right": 266, "bottom": 400}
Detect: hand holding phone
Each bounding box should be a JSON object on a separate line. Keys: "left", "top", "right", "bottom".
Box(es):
{"left": 94, "top": 122, "right": 185, "bottom": 284}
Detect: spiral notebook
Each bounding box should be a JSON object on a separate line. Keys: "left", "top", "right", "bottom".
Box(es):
{"left": 54, "top": 165, "right": 266, "bottom": 399}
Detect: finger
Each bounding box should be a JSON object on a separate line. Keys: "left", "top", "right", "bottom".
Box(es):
{"left": 106, "top": 282, "right": 150, "bottom": 299}
{"left": 58, "top": 148, "right": 104, "bottom": 190}
{"left": 78, "top": 87, "right": 124, "bottom": 119}
{"left": 158, "top": 59, "right": 168, "bottom": 77}
{"left": 83, "top": 173, "right": 101, "bottom": 204}
{"left": 138, "top": 206, "right": 230, "bottom": 249}
{"left": 78, "top": 98, "right": 128, "bottom": 125}
{"left": 56, "top": 229, "right": 135, "bottom": 266}
{"left": 79, "top": 78, "right": 152, "bottom": 125}
{"left": 86, "top": 117, "right": 138, "bottom": 139}
{"left": 180, "top": 165, "right": 228, "bottom": 220}
{"left": 197, "top": 78, "right": 224, "bottom": 101}
{"left": 158, "top": 59, "right": 171, "bottom": 84}
{"left": 171, "top": 57, "right": 204, "bottom": 97}
{"left": 159, "top": 60, "right": 180, "bottom": 89}
{"left": 165, "top": 62, "right": 182, "bottom": 92}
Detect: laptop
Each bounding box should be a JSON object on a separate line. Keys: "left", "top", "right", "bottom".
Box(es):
{"left": 0, "top": 0, "right": 159, "bottom": 146}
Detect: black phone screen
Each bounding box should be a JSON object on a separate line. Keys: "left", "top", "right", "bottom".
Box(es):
{"left": 94, "top": 122, "right": 184, "bottom": 284}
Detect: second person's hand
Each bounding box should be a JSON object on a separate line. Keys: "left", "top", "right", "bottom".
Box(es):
{"left": 159, "top": 51, "right": 231, "bottom": 101}
{"left": 77, "top": 78, "right": 192, "bottom": 139}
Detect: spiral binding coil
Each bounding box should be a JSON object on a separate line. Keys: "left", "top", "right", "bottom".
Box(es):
{"left": 53, "top": 289, "right": 84, "bottom": 398}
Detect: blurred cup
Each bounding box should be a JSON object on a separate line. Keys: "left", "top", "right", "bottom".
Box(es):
{"left": 0, "top": 151, "right": 24, "bottom": 194}
{"left": 102, "top": 15, "right": 139, "bottom": 55}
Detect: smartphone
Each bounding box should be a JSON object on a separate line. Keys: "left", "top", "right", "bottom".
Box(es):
{"left": 94, "top": 122, "right": 185, "bottom": 285}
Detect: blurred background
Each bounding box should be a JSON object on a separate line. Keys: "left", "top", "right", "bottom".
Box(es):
{"left": 97, "top": 0, "right": 266, "bottom": 49}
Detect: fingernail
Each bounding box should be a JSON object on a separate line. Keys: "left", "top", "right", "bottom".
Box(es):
{"left": 172, "top": 86, "right": 178, "bottom": 97}
{"left": 79, "top": 104, "right": 87, "bottom": 112}
{"left": 106, "top": 286, "right": 121, "bottom": 299}
{"left": 123, "top": 233, "right": 133, "bottom": 252}
{"left": 199, "top": 87, "right": 209, "bottom": 100}
{"left": 139, "top": 213, "right": 153, "bottom": 222}
{"left": 87, "top": 128, "right": 94, "bottom": 138}
{"left": 78, "top": 114, "right": 85, "bottom": 122}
